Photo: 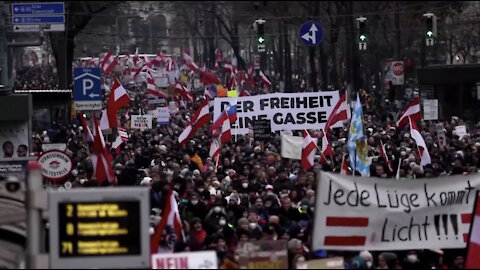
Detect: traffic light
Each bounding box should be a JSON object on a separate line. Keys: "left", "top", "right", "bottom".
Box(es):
{"left": 256, "top": 19, "right": 266, "bottom": 52}
{"left": 424, "top": 13, "right": 437, "bottom": 38}
{"left": 358, "top": 20, "right": 366, "bottom": 42}
{"left": 356, "top": 17, "right": 367, "bottom": 51}
{"left": 257, "top": 22, "right": 265, "bottom": 45}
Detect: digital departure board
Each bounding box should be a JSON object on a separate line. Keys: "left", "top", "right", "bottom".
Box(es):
{"left": 49, "top": 188, "right": 150, "bottom": 269}
{"left": 58, "top": 201, "right": 140, "bottom": 257}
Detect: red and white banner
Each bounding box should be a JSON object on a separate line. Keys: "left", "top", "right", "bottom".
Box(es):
{"left": 313, "top": 171, "right": 480, "bottom": 251}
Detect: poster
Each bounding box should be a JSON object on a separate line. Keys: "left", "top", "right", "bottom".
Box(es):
{"left": 214, "top": 91, "right": 340, "bottom": 135}
{"left": 130, "top": 115, "right": 153, "bottom": 129}
{"left": 235, "top": 240, "right": 288, "bottom": 269}
{"left": 313, "top": 171, "right": 479, "bottom": 251}
{"left": 455, "top": 125, "right": 467, "bottom": 140}
{"left": 151, "top": 251, "right": 217, "bottom": 269}
{"left": 280, "top": 134, "right": 303, "bottom": 160}
{"left": 436, "top": 123, "right": 447, "bottom": 148}
{"left": 156, "top": 107, "right": 170, "bottom": 125}
{"left": 423, "top": 99, "right": 438, "bottom": 120}
{"left": 0, "top": 121, "right": 29, "bottom": 159}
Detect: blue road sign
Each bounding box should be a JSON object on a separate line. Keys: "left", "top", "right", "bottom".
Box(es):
{"left": 73, "top": 68, "right": 102, "bottom": 102}
{"left": 12, "top": 15, "right": 65, "bottom": 24}
{"left": 12, "top": 3, "right": 65, "bottom": 15}
{"left": 299, "top": 21, "right": 323, "bottom": 46}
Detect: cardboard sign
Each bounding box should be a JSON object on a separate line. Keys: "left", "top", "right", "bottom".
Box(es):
{"left": 151, "top": 251, "right": 217, "bottom": 269}
{"left": 235, "top": 240, "right": 288, "bottom": 269}
{"left": 130, "top": 115, "right": 153, "bottom": 129}
{"left": 213, "top": 91, "right": 340, "bottom": 135}
{"left": 313, "top": 171, "right": 480, "bottom": 251}
{"left": 253, "top": 119, "right": 272, "bottom": 141}
{"left": 169, "top": 101, "right": 178, "bottom": 114}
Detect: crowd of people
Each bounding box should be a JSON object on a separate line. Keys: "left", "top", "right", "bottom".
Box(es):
{"left": 14, "top": 64, "right": 59, "bottom": 90}
{"left": 27, "top": 62, "right": 477, "bottom": 269}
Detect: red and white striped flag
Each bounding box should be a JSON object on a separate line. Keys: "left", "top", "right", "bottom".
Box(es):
{"left": 100, "top": 78, "right": 131, "bottom": 130}
{"left": 379, "top": 140, "right": 393, "bottom": 172}
{"left": 259, "top": 70, "right": 271, "bottom": 88}
{"left": 209, "top": 137, "right": 221, "bottom": 161}
{"left": 112, "top": 127, "right": 129, "bottom": 154}
{"left": 409, "top": 116, "right": 431, "bottom": 167}
{"left": 91, "top": 112, "right": 116, "bottom": 185}
{"left": 166, "top": 57, "right": 174, "bottom": 71}
{"left": 151, "top": 187, "right": 183, "bottom": 254}
{"left": 301, "top": 130, "right": 317, "bottom": 170}
{"left": 340, "top": 154, "right": 349, "bottom": 175}
{"left": 182, "top": 50, "right": 199, "bottom": 71}
{"left": 325, "top": 92, "right": 349, "bottom": 137}
{"left": 320, "top": 130, "right": 334, "bottom": 165}
{"left": 79, "top": 112, "right": 94, "bottom": 143}
{"left": 100, "top": 51, "right": 117, "bottom": 76}
{"left": 397, "top": 97, "right": 421, "bottom": 130}
{"left": 149, "top": 52, "right": 165, "bottom": 67}
{"left": 220, "top": 111, "right": 232, "bottom": 144}
{"left": 175, "top": 80, "right": 193, "bottom": 103}
{"left": 146, "top": 70, "right": 166, "bottom": 99}
{"left": 466, "top": 192, "right": 480, "bottom": 269}
{"left": 178, "top": 99, "right": 210, "bottom": 147}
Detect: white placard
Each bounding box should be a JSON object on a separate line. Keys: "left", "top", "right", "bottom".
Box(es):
{"left": 455, "top": 125, "right": 467, "bottom": 140}
{"left": 423, "top": 99, "right": 438, "bottom": 120}
{"left": 213, "top": 91, "right": 340, "bottom": 135}
{"left": 151, "top": 251, "right": 217, "bottom": 269}
{"left": 157, "top": 107, "right": 170, "bottom": 124}
{"left": 313, "top": 172, "right": 479, "bottom": 251}
{"left": 130, "top": 115, "right": 153, "bottom": 129}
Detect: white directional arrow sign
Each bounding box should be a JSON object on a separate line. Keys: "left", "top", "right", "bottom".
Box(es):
{"left": 301, "top": 23, "right": 318, "bottom": 44}
{"left": 89, "top": 93, "right": 100, "bottom": 98}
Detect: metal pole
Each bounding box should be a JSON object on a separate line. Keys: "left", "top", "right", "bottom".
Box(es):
{"left": 26, "top": 161, "right": 45, "bottom": 268}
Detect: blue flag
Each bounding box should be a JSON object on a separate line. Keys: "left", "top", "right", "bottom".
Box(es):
{"left": 347, "top": 94, "right": 370, "bottom": 176}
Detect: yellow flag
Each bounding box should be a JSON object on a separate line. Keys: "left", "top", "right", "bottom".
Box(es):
{"left": 228, "top": 89, "right": 238, "bottom": 97}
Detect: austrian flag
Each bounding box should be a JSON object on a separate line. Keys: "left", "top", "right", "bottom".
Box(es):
{"left": 100, "top": 78, "right": 131, "bottom": 130}
{"left": 301, "top": 130, "right": 318, "bottom": 170}
{"left": 100, "top": 51, "right": 117, "bottom": 76}
{"left": 259, "top": 70, "right": 271, "bottom": 88}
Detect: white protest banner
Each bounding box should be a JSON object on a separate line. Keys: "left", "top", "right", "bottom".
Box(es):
{"left": 280, "top": 133, "right": 303, "bottom": 160}
{"left": 213, "top": 91, "right": 340, "bottom": 135}
{"left": 151, "top": 251, "right": 217, "bottom": 269}
{"left": 423, "top": 99, "right": 438, "bottom": 120}
{"left": 131, "top": 115, "right": 153, "bottom": 129}
{"left": 157, "top": 107, "right": 170, "bottom": 125}
{"left": 455, "top": 125, "right": 467, "bottom": 140}
{"left": 313, "top": 171, "right": 479, "bottom": 251}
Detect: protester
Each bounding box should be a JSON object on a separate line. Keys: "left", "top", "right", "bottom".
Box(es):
{"left": 27, "top": 53, "right": 476, "bottom": 269}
